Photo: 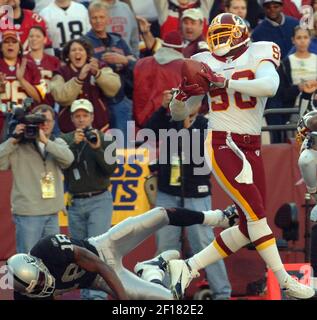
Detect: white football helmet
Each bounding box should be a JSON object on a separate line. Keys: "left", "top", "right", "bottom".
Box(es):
{"left": 7, "top": 253, "right": 55, "bottom": 298}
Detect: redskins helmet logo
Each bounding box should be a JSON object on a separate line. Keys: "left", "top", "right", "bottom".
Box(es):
{"left": 206, "top": 13, "right": 250, "bottom": 57}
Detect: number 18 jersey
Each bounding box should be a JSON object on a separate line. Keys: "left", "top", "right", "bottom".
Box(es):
{"left": 40, "top": 1, "right": 91, "bottom": 51}
{"left": 192, "top": 41, "right": 281, "bottom": 135}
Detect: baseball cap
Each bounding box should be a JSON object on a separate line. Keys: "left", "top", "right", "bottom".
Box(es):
{"left": 161, "top": 31, "right": 184, "bottom": 50}
{"left": 262, "top": 0, "right": 283, "bottom": 5}
{"left": 70, "top": 99, "right": 94, "bottom": 113}
{"left": 1, "top": 30, "right": 20, "bottom": 42}
{"left": 182, "top": 8, "right": 204, "bottom": 21}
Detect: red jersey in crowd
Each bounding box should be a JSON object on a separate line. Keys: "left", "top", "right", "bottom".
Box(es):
{"left": 26, "top": 53, "right": 60, "bottom": 106}
{"left": 0, "top": 9, "right": 52, "bottom": 49}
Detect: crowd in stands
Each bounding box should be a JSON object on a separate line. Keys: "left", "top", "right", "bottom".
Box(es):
{"left": 0, "top": 0, "right": 316, "bottom": 143}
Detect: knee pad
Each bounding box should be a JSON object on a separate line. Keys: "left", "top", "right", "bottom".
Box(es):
{"left": 220, "top": 225, "right": 250, "bottom": 252}
{"left": 247, "top": 218, "right": 273, "bottom": 242}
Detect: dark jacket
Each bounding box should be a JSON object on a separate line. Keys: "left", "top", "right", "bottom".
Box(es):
{"left": 84, "top": 30, "right": 136, "bottom": 102}
{"left": 61, "top": 131, "right": 117, "bottom": 194}
{"left": 145, "top": 106, "right": 211, "bottom": 198}
{"left": 277, "top": 57, "right": 300, "bottom": 108}
{"left": 252, "top": 16, "right": 299, "bottom": 59}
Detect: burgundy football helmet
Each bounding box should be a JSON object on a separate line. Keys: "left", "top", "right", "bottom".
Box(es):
{"left": 207, "top": 13, "right": 250, "bottom": 57}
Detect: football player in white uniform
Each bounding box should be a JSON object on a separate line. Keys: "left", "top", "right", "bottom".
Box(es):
{"left": 298, "top": 107, "right": 317, "bottom": 222}
{"left": 167, "top": 13, "right": 315, "bottom": 299}
{"left": 40, "top": 0, "right": 91, "bottom": 56}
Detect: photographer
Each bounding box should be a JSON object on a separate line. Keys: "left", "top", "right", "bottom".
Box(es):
{"left": 0, "top": 104, "right": 74, "bottom": 254}
{"left": 60, "top": 98, "right": 117, "bottom": 300}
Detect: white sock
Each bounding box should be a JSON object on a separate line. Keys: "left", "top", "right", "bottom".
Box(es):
{"left": 202, "top": 209, "right": 224, "bottom": 226}
{"left": 188, "top": 225, "right": 250, "bottom": 271}
{"left": 188, "top": 242, "right": 223, "bottom": 271}
{"left": 247, "top": 218, "right": 288, "bottom": 286}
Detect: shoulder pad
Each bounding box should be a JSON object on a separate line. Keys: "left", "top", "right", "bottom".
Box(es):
{"left": 191, "top": 51, "right": 212, "bottom": 63}
{"left": 249, "top": 41, "right": 281, "bottom": 68}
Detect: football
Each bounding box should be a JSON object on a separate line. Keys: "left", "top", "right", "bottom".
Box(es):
{"left": 181, "top": 59, "right": 211, "bottom": 93}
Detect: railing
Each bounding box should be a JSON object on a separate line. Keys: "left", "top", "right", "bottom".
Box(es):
{"left": 262, "top": 108, "right": 299, "bottom": 132}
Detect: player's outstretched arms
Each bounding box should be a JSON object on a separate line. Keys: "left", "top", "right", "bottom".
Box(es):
{"left": 73, "top": 246, "right": 129, "bottom": 300}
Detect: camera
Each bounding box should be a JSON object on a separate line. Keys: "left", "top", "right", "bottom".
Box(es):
{"left": 8, "top": 98, "right": 46, "bottom": 141}
{"left": 83, "top": 126, "right": 98, "bottom": 144}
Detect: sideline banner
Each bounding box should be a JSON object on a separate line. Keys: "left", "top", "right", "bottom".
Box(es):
{"left": 58, "top": 148, "right": 151, "bottom": 226}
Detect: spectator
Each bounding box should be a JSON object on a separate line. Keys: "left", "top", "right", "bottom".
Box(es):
{"left": 154, "top": 0, "right": 214, "bottom": 39}
{"left": 0, "top": 104, "right": 74, "bottom": 253}
{"left": 34, "top": 0, "right": 54, "bottom": 13}
{"left": 278, "top": 26, "right": 317, "bottom": 111}
{"left": 288, "top": 11, "right": 317, "bottom": 55}
{"left": 26, "top": 26, "right": 61, "bottom": 106}
{"left": 209, "top": 0, "right": 225, "bottom": 21}
{"left": 84, "top": 0, "right": 135, "bottom": 141}
{"left": 133, "top": 31, "right": 184, "bottom": 128}
{"left": 0, "top": 31, "right": 43, "bottom": 139}
{"left": 40, "top": 0, "right": 91, "bottom": 57}
{"left": 130, "top": 0, "right": 160, "bottom": 37}
{"left": 50, "top": 38, "right": 121, "bottom": 133}
{"left": 102, "top": 0, "right": 140, "bottom": 57}
{"left": 61, "top": 98, "right": 117, "bottom": 300}
{"left": 313, "top": 0, "right": 317, "bottom": 12}
{"left": 0, "top": 0, "right": 51, "bottom": 50}
{"left": 137, "top": 15, "right": 162, "bottom": 57}
{"left": 0, "top": 30, "right": 42, "bottom": 106}
{"left": 136, "top": 8, "right": 209, "bottom": 58}
{"left": 252, "top": 0, "right": 299, "bottom": 59}
{"left": 282, "top": 0, "right": 311, "bottom": 20}
{"left": 181, "top": 8, "right": 209, "bottom": 58}
{"left": 246, "top": 0, "right": 264, "bottom": 29}
{"left": 20, "top": 0, "right": 35, "bottom": 10}
{"left": 224, "top": 0, "right": 251, "bottom": 29}
{"left": 145, "top": 90, "right": 232, "bottom": 300}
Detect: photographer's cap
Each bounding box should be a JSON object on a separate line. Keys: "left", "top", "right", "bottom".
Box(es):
{"left": 71, "top": 99, "right": 93, "bottom": 113}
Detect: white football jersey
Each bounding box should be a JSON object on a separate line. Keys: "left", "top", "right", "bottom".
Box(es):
{"left": 40, "top": 1, "right": 91, "bottom": 50}
{"left": 192, "top": 41, "right": 281, "bottom": 135}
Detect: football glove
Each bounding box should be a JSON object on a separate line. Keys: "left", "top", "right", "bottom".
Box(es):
{"left": 199, "top": 62, "right": 229, "bottom": 89}
{"left": 173, "top": 77, "right": 206, "bottom": 101}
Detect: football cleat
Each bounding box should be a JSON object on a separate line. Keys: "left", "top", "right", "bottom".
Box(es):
{"left": 221, "top": 204, "right": 239, "bottom": 228}
{"left": 168, "top": 259, "right": 200, "bottom": 300}
{"left": 134, "top": 250, "right": 180, "bottom": 283}
{"left": 282, "top": 275, "right": 315, "bottom": 299}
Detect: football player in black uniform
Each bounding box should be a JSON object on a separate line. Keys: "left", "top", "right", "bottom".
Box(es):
{"left": 7, "top": 205, "right": 238, "bottom": 300}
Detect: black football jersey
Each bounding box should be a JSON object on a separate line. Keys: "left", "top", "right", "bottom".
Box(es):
{"left": 29, "top": 234, "right": 99, "bottom": 297}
